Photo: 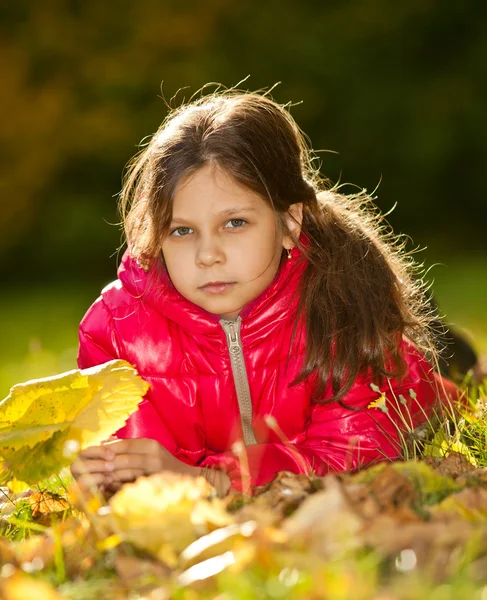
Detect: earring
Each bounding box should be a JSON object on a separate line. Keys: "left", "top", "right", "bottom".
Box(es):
{"left": 287, "top": 248, "right": 293, "bottom": 260}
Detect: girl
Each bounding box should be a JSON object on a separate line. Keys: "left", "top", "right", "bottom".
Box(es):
{"left": 72, "top": 90, "right": 457, "bottom": 497}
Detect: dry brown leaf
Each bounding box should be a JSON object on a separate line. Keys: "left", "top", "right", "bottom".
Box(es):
{"left": 363, "top": 516, "right": 482, "bottom": 581}
{"left": 250, "top": 471, "right": 323, "bottom": 521}
{"left": 27, "top": 491, "right": 70, "bottom": 525}
{"left": 367, "top": 464, "right": 417, "bottom": 510}
{"left": 282, "top": 475, "right": 364, "bottom": 559}
{"left": 233, "top": 500, "right": 278, "bottom": 528}
{"left": 426, "top": 452, "right": 476, "bottom": 479}
{"left": 114, "top": 554, "right": 171, "bottom": 587}
{"left": 231, "top": 471, "right": 323, "bottom": 528}
{"left": 345, "top": 482, "right": 381, "bottom": 519}
{"left": 343, "top": 466, "right": 418, "bottom": 522}
{"left": 384, "top": 504, "right": 423, "bottom": 523}
{"left": 253, "top": 471, "right": 322, "bottom": 499}
{"left": 457, "top": 466, "right": 487, "bottom": 486}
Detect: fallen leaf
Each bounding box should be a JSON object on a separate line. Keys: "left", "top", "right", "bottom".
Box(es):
{"left": 109, "top": 472, "right": 233, "bottom": 566}
{"left": 367, "top": 464, "right": 417, "bottom": 510}
{"left": 114, "top": 554, "right": 171, "bottom": 587}
{"left": 341, "top": 482, "right": 381, "bottom": 520}
{"left": 351, "top": 461, "right": 461, "bottom": 505}
{"left": 363, "top": 515, "right": 483, "bottom": 581}
{"left": 0, "top": 570, "right": 68, "bottom": 600}
{"left": 425, "top": 451, "right": 476, "bottom": 479}
{"left": 430, "top": 487, "right": 487, "bottom": 521}
{"left": 232, "top": 471, "right": 323, "bottom": 527}
{"left": 424, "top": 428, "right": 478, "bottom": 467}
{"left": 0, "top": 360, "right": 149, "bottom": 486}
{"left": 344, "top": 478, "right": 420, "bottom": 523}
{"left": 27, "top": 491, "right": 71, "bottom": 525}
{"left": 282, "top": 475, "right": 364, "bottom": 559}
{"left": 457, "top": 466, "right": 487, "bottom": 486}
{"left": 253, "top": 471, "right": 323, "bottom": 517}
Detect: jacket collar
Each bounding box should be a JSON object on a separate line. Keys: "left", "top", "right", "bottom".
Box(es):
{"left": 118, "top": 234, "right": 309, "bottom": 335}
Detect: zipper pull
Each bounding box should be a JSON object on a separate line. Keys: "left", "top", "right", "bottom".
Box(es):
{"left": 224, "top": 319, "right": 241, "bottom": 352}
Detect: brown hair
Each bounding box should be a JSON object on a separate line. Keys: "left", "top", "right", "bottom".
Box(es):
{"left": 120, "top": 89, "right": 437, "bottom": 404}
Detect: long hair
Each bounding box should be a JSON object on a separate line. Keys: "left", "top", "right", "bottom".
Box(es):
{"left": 119, "top": 89, "right": 437, "bottom": 404}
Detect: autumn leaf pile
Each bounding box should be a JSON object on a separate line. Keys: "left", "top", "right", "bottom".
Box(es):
{"left": 1, "top": 365, "right": 487, "bottom": 599}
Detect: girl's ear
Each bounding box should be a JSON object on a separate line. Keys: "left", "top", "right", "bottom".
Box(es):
{"left": 282, "top": 202, "right": 303, "bottom": 249}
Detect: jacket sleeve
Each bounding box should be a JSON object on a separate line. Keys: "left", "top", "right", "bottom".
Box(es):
{"left": 77, "top": 296, "right": 180, "bottom": 446}
{"left": 78, "top": 296, "right": 122, "bottom": 368}
{"left": 200, "top": 346, "right": 460, "bottom": 492}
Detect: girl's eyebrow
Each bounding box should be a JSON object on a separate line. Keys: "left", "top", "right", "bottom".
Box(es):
{"left": 171, "top": 207, "right": 257, "bottom": 224}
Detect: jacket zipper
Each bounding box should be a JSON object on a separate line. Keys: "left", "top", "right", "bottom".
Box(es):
{"left": 220, "top": 317, "right": 258, "bottom": 446}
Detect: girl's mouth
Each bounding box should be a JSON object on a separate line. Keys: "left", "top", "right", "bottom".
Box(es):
{"left": 199, "top": 282, "right": 236, "bottom": 294}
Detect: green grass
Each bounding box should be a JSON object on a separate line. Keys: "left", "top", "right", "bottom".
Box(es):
{"left": 0, "top": 283, "right": 101, "bottom": 398}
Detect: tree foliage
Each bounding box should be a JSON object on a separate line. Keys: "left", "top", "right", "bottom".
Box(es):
{"left": 1, "top": 0, "right": 485, "bottom": 282}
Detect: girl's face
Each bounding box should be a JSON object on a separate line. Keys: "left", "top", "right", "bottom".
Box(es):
{"left": 161, "top": 164, "right": 302, "bottom": 320}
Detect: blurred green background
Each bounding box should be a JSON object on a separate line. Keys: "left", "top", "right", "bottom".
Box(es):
{"left": 1, "top": 0, "right": 486, "bottom": 398}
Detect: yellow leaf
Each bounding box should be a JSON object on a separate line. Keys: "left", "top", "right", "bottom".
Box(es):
{"left": 110, "top": 472, "right": 232, "bottom": 566}
{"left": 0, "top": 570, "right": 68, "bottom": 600}
{"left": 424, "top": 429, "right": 478, "bottom": 467}
{"left": 0, "top": 360, "right": 149, "bottom": 485}
{"left": 431, "top": 487, "right": 487, "bottom": 521}
{"left": 27, "top": 491, "right": 70, "bottom": 521}
{"left": 96, "top": 534, "right": 122, "bottom": 552}
{"left": 6, "top": 478, "right": 30, "bottom": 494}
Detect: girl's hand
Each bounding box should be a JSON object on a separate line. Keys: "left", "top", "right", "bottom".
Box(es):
{"left": 103, "top": 438, "right": 232, "bottom": 497}
{"left": 71, "top": 437, "right": 232, "bottom": 498}
{"left": 70, "top": 443, "right": 117, "bottom": 494}
{"left": 70, "top": 437, "right": 190, "bottom": 495}
{"left": 102, "top": 437, "right": 197, "bottom": 483}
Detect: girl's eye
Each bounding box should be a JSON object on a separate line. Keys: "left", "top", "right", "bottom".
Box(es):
{"left": 170, "top": 227, "right": 193, "bottom": 237}
{"left": 226, "top": 219, "right": 247, "bottom": 229}
{"left": 170, "top": 219, "right": 247, "bottom": 237}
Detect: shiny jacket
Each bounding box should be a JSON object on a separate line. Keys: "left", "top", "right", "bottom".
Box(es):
{"left": 78, "top": 245, "right": 454, "bottom": 491}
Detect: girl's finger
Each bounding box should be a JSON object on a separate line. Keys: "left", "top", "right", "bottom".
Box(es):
{"left": 71, "top": 459, "right": 114, "bottom": 477}
{"left": 75, "top": 472, "right": 107, "bottom": 491}
{"left": 78, "top": 445, "right": 115, "bottom": 461}
{"left": 109, "top": 468, "right": 145, "bottom": 483}
{"left": 111, "top": 453, "right": 158, "bottom": 473}
{"left": 103, "top": 437, "right": 160, "bottom": 455}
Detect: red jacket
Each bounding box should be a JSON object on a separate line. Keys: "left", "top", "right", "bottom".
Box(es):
{"left": 78, "top": 245, "right": 454, "bottom": 491}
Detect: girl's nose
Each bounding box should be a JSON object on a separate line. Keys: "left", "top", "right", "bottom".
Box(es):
{"left": 195, "top": 240, "right": 225, "bottom": 267}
